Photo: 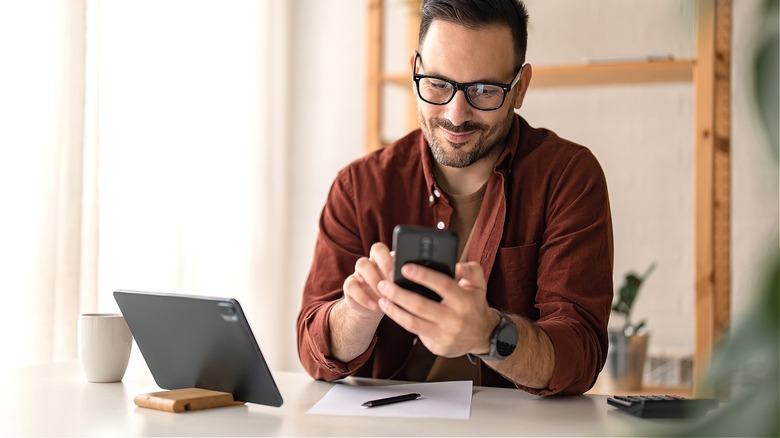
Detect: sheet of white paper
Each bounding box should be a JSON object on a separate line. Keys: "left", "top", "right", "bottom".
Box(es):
{"left": 306, "top": 380, "right": 472, "bottom": 419}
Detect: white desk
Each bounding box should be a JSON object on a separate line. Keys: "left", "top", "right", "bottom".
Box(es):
{"left": 0, "top": 359, "right": 713, "bottom": 436}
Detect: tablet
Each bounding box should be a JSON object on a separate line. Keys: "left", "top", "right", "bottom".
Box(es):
{"left": 114, "top": 289, "right": 283, "bottom": 407}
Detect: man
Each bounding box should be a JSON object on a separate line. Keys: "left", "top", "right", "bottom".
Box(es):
{"left": 297, "top": 0, "right": 613, "bottom": 396}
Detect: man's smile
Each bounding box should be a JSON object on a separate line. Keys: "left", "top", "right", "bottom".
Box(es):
{"left": 439, "top": 127, "right": 476, "bottom": 144}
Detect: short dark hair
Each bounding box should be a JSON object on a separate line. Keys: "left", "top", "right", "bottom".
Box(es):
{"left": 417, "top": 0, "right": 529, "bottom": 67}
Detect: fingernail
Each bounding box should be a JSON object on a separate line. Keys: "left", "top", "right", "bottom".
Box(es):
{"left": 402, "top": 264, "right": 416, "bottom": 276}
{"left": 378, "top": 280, "right": 387, "bottom": 293}
{"left": 378, "top": 297, "right": 388, "bottom": 311}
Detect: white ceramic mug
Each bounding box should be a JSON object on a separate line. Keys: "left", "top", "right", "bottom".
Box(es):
{"left": 78, "top": 313, "right": 133, "bottom": 383}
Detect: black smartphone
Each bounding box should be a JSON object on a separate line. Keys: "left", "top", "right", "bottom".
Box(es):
{"left": 392, "top": 225, "right": 458, "bottom": 302}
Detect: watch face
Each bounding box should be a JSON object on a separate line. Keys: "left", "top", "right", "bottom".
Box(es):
{"left": 495, "top": 323, "right": 518, "bottom": 357}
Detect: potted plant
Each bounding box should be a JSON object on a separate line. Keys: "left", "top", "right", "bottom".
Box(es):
{"left": 606, "top": 263, "right": 656, "bottom": 390}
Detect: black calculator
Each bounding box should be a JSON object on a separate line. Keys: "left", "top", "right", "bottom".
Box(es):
{"left": 607, "top": 395, "right": 719, "bottom": 418}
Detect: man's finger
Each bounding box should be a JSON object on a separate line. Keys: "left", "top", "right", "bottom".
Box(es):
{"left": 343, "top": 274, "right": 379, "bottom": 312}
{"left": 369, "top": 242, "right": 394, "bottom": 278}
{"left": 355, "top": 256, "right": 384, "bottom": 293}
{"left": 399, "top": 263, "right": 455, "bottom": 300}
{"left": 377, "top": 291, "right": 434, "bottom": 334}
{"left": 455, "top": 262, "right": 487, "bottom": 290}
{"left": 380, "top": 279, "right": 440, "bottom": 321}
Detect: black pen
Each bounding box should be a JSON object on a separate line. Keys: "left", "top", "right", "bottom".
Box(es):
{"left": 361, "top": 392, "right": 421, "bottom": 408}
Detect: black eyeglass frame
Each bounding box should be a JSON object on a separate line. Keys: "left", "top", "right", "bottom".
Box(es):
{"left": 412, "top": 53, "right": 524, "bottom": 111}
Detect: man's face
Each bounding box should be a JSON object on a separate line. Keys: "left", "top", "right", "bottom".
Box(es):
{"left": 415, "top": 20, "right": 525, "bottom": 169}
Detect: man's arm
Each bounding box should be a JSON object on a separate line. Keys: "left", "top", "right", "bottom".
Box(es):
{"left": 297, "top": 169, "right": 378, "bottom": 381}
{"left": 328, "top": 244, "right": 394, "bottom": 362}
{"left": 297, "top": 170, "right": 395, "bottom": 380}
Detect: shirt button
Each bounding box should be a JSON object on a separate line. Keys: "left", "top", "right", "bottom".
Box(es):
{"left": 436, "top": 221, "right": 445, "bottom": 230}
{"left": 429, "top": 194, "right": 435, "bottom": 203}
{"left": 433, "top": 189, "right": 441, "bottom": 198}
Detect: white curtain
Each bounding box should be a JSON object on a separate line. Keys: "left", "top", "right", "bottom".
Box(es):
{"left": 0, "top": 0, "right": 91, "bottom": 366}
{"left": 0, "top": 0, "right": 295, "bottom": 371}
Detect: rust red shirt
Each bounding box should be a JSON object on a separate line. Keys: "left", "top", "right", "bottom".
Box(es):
{"left": 297, "top": 115, "right": 613, "bottom": 395}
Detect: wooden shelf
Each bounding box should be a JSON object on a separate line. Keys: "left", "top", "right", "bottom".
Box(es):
{"left": 380, "top": 74, "right": 410, "bottom": 86}
{"left": 532, "top": 59, "right": 695, "bottom": 87}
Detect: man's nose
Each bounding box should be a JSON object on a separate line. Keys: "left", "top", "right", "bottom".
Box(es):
{"left": 442, "top": 89, "right": 473, "bottom": 126}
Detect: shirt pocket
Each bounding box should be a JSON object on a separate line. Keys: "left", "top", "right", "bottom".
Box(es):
{"left": 491, "top": 243, "right": 538, "bottom": 317}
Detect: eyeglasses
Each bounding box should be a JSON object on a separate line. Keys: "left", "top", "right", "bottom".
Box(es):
{"left": 412, "top": 53, "right": 523, "bottom": 111}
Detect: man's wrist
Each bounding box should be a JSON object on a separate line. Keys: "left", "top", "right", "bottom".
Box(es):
{"left": 468, "top": 308, "right": 502, "bottom": 358}
{"left": 329, "top": 298, "right": 382, "bottom": 363}
{"left": 336, "top": 297, "right": 382, "bottom": 323}
{"left": 468, "top": 308, "right": 518, "bottom": 362}
{"left": 481, "top": 308, "right": 502, "bottom": 353}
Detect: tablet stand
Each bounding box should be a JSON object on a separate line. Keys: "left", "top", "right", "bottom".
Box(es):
{"left": 135, "top": 388, "right": 245, "bottom": 413}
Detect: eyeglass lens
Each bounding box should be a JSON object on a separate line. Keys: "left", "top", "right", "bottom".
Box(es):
{"left": 417, "top": 77, "right": 506, "bottom": 110}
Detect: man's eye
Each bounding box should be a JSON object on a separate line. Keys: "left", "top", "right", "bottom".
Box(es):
{"left": 472, "top": 85, "right": 501, "bottom": 96}
{"left": 428, "top": 79, "right": 450, "bottom": 89}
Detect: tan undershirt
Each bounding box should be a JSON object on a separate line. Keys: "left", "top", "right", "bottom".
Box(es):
{"left": 425, "top": 180, "right": 488, "bottom": 384}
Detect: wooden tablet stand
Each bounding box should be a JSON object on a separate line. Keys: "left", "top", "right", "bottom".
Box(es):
{"left": 135, "top": 388, "right": 246, "bottom": 413}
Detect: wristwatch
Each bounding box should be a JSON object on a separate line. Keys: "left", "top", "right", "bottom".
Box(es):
{"left": 469, "top": 309, "right": 518, "bottom": 362}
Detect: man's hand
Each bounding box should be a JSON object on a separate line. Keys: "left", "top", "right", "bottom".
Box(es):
{"left": 342, "top": 242, "right": 394, "bottom": 318}
{"left": 376, "top": 261, "right": 498, "bottom": 357}
{"left": 377, "top": 261, "right": 555, "bottom": 389}
{"left": 328, "top": 242, "right": 394, "bottom": 362}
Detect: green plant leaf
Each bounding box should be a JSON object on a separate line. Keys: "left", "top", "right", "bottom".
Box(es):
{"left": 612, "top": 263, "right": 656, "bottom": 329}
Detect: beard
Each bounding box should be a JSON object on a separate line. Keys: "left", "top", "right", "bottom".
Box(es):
{"left": 418, "top": 106, "right": 515, "bottom": 169}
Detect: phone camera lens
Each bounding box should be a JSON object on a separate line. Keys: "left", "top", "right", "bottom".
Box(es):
{"left": 420, "top": 236, "right": 433, "bottom": 259}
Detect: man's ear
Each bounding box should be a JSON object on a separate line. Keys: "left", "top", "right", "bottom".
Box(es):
{"left": 409, "top": 51, "right": 418, "bottom": 73}
{"left": 513, "top": 64, "right": 533, "bottom": 109}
